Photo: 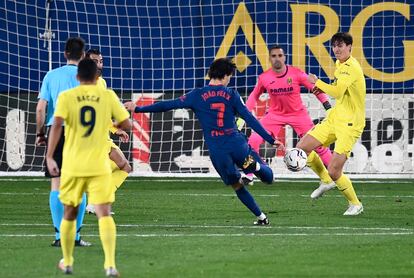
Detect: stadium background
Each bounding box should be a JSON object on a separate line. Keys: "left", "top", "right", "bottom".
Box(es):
{"left": 0, "top": 0, "right": 413, "bottom": 177}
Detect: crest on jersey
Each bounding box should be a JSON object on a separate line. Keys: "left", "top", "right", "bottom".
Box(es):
{"left": 287, "top": 77, "right": 292, "bottom": 85}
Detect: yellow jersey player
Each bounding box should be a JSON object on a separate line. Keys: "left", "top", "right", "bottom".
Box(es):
{"left": 84, "top": 49, "right": 131, "bottom": 215}
{"left": 297, "top": 32, "right": 365, "bottom": 216}
{"left": 46, "top": 58, "right": 131, "bottom": 276}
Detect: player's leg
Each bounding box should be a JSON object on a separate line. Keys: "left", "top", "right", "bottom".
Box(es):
{"left": 245, "top": 115, "right": 282, "bottom": 185}
{"left": 210, "top": 146, "right": 268, "bottom": 225}
{"left": 290, "top": 113, "right": 333, "bottom": 167}
{"left": 291, "top": 114, "right": 335, "bottom": 198}
{"left": 109, "top": 144, "right": 131, "bottom": 192}
{"left": 86, "top": 143, "right": 130, "bottom": 215}
{"left": 245, "top": 149, "right": 273, "bottom": 184}
{"left": 88, "top": 174, "right": 119, "bottom": 275}
{"left": 331, "top": 131, "right": 363, "bottom": 215}
{"left": 46, "top": 128, "right": 64, "bottom": 247}
{"left": 297, "top": 121, "right": 335, "bottom": 186}
{"left": 57, "top": 175, "right": 85, "bottom": 273}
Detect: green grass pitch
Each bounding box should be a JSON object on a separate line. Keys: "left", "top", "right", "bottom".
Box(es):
{"left": 0, "top": 177, "right": 413, "bottom": 277}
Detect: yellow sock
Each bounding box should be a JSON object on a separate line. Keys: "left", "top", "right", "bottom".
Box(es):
{"left": 99, "top": 216, "right": 117, "bottom": 269}
{"left": 307, "top": 151, "right": 333, "bottom": 184}
{"left": 112, "top": 169, "right": 128, "bottom": 193}
{"left": 335, "top": 174, "right": 360, "bottom": 205}
{"left": 60, "top": 219, "right": 76, "bottom": 266}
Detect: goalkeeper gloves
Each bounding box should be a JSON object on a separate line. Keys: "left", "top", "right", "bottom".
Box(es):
{"left": 236, "top": 117, "right": 245, "bottom": 130}
{"left": 322, "top": 101, "right": 332, "bottom": 111}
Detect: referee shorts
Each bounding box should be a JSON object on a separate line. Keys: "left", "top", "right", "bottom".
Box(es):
{"left": 44, "top": 126, "right": 64, "bottom": 178}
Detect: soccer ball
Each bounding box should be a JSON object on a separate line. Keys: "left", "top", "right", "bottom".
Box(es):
{"left": 284, "top": 148, "right": 307, "bottom": 172}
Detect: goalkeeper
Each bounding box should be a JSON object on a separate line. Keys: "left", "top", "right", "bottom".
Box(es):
{"left": 297, "top": 32, "right": 364, "bottom": 216}
{"left": 241, "top": 45, "right": 334, "bottom": 199}
{"left": 125, "top": 58, "right": 283, "bottom": 226}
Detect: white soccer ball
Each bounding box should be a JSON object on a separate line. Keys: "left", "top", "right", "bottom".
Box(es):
{"left": 284, "top": 148, "right": 308, "bottom": 172}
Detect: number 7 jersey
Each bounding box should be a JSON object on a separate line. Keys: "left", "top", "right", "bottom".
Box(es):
{"left": 134, "top": 85, "right": 275, "bottom": 147}
{"left": 54, "top": 84, "right": 130, "bottom": 177}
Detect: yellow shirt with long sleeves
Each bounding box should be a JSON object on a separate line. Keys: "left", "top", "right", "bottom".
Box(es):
{"left": 315, "top": 55, "right": 366, "bottom": 133}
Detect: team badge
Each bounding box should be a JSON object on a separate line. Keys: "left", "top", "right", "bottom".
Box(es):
{"left": 287, "top": 77, "right": 292, "bottom": 85}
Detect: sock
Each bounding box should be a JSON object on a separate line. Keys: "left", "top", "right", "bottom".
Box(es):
{"left": 75, "top": 193, "right": 87, "bottom": 241}
{"left": 99, "top": 216, "right": 117, "bottom": 269}
{"left": 112, "top": 169, "right": 128, "bottom": 193}
{"left": 235, "top": 186, "right": 262, "bottom": 216}
{"left": 314, "top": 146, "right": 332, "bottom": 167}
{"left": 49, "top": 191, "right": 63, "bottom": 240}
{"left": 60, "top": 219, "right": 76, "bottom": 266}
{"left": 307, "top": 151, "right": 333, "bottom": 184}
{"left": 335, "top": 174, "right": 360, "bottom": 205}
{"left": 258, "top": 212, "right": 266, "bottom": 220}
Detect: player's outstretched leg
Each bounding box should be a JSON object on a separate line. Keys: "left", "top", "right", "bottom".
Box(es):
{"left": 311, "top": 146, "right": 335, "bottom": 199}
{"left": 248, "top": 150, "right": 273, "bottom": 184}
{"left": 232, "top": 183, "right": 269, "bottom": 226}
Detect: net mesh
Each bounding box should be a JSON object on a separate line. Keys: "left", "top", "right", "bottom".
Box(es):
{"left": 0, "top": 0, "right": 413, "bottom": 177}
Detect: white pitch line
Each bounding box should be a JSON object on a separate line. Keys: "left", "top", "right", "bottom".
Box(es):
{"left": 0, "top": 232, "right": 412, "bottom": 237}
{"left": 1, "top": 192, "right": 414, "bottom": 199}
{"left": 1, "top": 178, "right": 413, "bottom": 184}
{"left": 1, "top": 223, "right": 412, "bottom": 232}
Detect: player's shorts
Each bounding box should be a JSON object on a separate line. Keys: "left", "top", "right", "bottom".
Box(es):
{"left": 209, "top": 133, "right": 267, "bottom": 185}
{"left": 308, "top": 116, "right": 362, "bottom": 158}
{"left": 44, "top": 126, "right": 64, "bottom": 178}
{"left": 108, "top": 138, "right": 120, "bottom": 153}
{"left": 59, "top": 173, "right": 114, "bottom": 207}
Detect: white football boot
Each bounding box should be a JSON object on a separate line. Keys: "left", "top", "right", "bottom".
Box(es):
{"left": 310, "top": 181, "right": 336, "bottom": 199}
{"left": 343, "top": 204, "right": 364, "bottom": 216}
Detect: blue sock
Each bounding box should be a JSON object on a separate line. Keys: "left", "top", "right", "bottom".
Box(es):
{"left": 49, "top": 191, "right": 63, "bottom": 240}
{"left": 235, "top": 186, "right": 262, "bottom": 216}
{"left": 75, "top": 193, "right": 87, "bottom": 241}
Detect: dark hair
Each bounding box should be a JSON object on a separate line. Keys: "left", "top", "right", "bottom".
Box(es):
{"left": 77, "top": 58, "right": 97, "bottom": 81}
{"left": 208, "top": 58, "right": 236, "bottom": 79}
{"left": 65, "top": 37, "right": 85, "bottom": 60}
{"left": 85, "top": 48, "right": 101, "bottom": 58}
{"left": 331, "top": 32, "right": 353, "bottom": 46}
{"left": 268, "top": 45, "right": 285, "bottom": 54}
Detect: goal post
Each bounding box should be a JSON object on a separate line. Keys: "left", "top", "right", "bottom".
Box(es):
{"left": 0, "top": 1, "right": 413, "bottom": 178}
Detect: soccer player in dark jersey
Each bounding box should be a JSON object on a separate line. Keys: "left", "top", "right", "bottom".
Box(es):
{"left": 124, "top": 58, "right": 283, "bottom": 225}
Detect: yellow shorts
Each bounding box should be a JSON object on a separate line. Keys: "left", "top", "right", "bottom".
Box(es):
{"left": 308, "top": 117, "right": 362, "bottom": 158}
{"left": 108, "top": 139, "right": 120, "bottom": 153}
{"left": 59, "top": 173, "right": 114, "bottom": 207}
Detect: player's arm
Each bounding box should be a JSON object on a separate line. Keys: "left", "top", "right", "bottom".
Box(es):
{"left": 245, "top": 77, "right": 265, "bottom": 112}
{"left": 109, "top": 90, "right": 133, "bottom": 132}
{"left": 36, "top": 74, "right": 51, "bottom": 145}
{"left": 233, "top": 91, "right": 275, "bottom": 145}
{"left": 36, "top": 99, "right": 48, "bottom": 145}
{"left": 301, "top": 71, "right": 331, "bottom": 110}
{"left": 308, "top": 71, "right": 355, "bottom": 100}
{"left": 45, "top": 116, "right": 63, "bottom": 176}
{"left": 124, "top": 95, "right": 190, "bottom": 113}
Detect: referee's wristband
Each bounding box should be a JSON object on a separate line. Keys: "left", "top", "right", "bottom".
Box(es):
{"left": 322, "top": 101, "right": 332, "bottom": 111}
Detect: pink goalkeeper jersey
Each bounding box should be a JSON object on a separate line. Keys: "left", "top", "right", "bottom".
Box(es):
{"left": 246, "top": 66, "right": 329, "bottom": 115}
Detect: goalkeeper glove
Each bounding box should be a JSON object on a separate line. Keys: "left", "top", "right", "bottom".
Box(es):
{"left": 322, "top": 101, "right": 332, "bottom": 111}
{"left": 236, "top": 117, "right": 245, "bottom": 130}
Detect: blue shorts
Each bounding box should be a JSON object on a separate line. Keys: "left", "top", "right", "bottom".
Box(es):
{"left": 208, "top": 134, "right": 266, "bottom": 185}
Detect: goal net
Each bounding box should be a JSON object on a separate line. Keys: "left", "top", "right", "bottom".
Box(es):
{"left": 1, "top": 1, "right": 413, "bottom": 178}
